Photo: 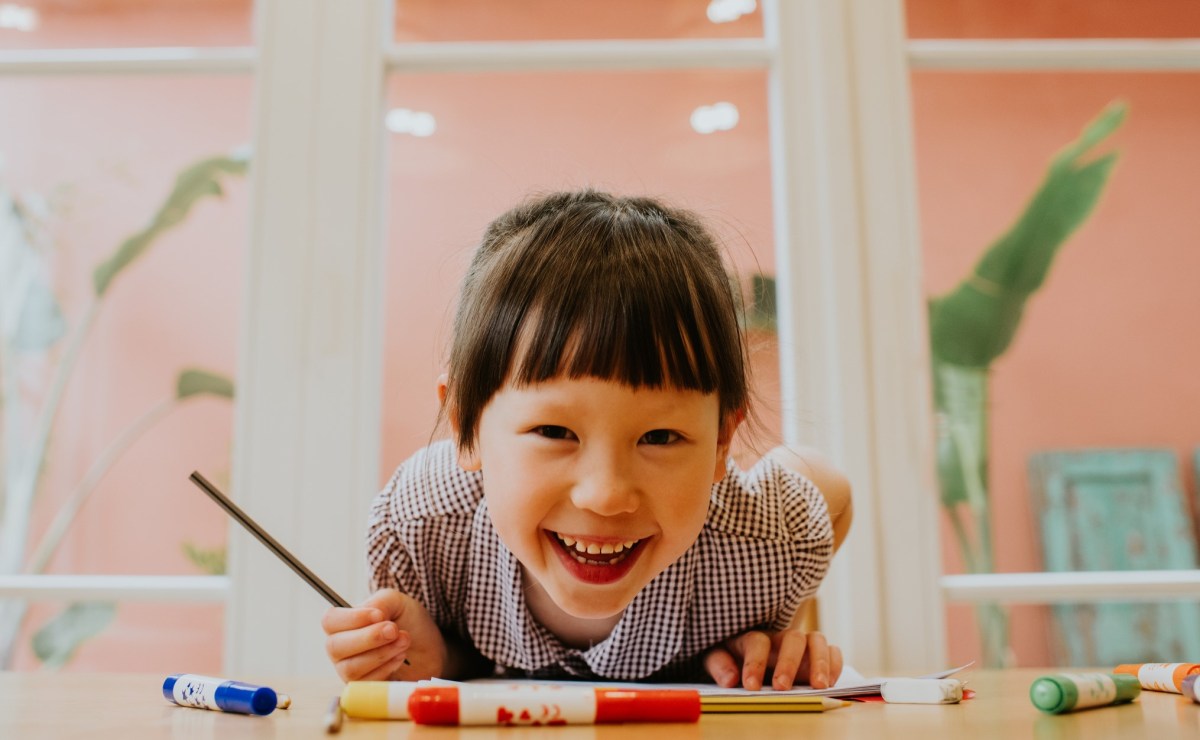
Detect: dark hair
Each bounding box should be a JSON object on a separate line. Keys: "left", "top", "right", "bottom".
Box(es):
{"left": 446, "top": 190, "right": 749, "bottom": 452}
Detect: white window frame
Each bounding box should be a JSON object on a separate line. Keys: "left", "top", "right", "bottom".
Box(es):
{"left": 5, "top": 0, "right": 1200, "bottom": 677}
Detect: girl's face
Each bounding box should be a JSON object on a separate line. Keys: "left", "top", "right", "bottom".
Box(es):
{"left": 458, "top": 376, "right": 733, "bottom": 619}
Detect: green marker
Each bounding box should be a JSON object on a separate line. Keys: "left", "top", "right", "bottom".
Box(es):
{"left": 1030, "top": 673, "right": 1141, "bottom": 714}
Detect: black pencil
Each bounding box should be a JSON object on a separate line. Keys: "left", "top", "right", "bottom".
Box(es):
{"left": 188, "top": 471, "right": 351, "bottom": 608}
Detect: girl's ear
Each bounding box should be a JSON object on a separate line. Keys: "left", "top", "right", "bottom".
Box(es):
{"left": 436, "top": 372, "right": 449, "bottom": 405}
{"left": 439, "top": 372, "right": 482, "bottom": 471}
{"left": 712, "top": 408, "right": 744, "bottom": 483}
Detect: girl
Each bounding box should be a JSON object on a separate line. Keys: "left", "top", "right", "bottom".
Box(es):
{"left": 322, "top": 190, "right": 852, "bottom": 691}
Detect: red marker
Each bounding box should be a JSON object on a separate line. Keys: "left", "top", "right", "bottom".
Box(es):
{"left": 408, "top": 684, "right": 701, "bottom": 726}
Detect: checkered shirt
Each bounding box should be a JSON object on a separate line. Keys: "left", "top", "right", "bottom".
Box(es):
{"left": 366, "top": 439, "right": 833, "bottom": 681}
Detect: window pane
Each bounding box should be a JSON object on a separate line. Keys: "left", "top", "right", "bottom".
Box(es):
{"left": 394, "top": 0, "right": 763, "bottom": 42}
{"left": 10, "top": 603, "right": 222, "bottom": 672}
{"left": 0, "top": 75, "right": 250, "bottom": 670}
{"left": 947, "top": 598, "right": 1200, "bottom": 669}
{"left": 2, "top": 0, "right": 253, "bottom": 49}
{"left": 906, "top": 0, "right": 1200, "bottom": 39}
{"left": 380, "top": 68, "right": 780, "bottom": 477}
{"left": 912, "top": 69, "right": 1200, "bottom": 667}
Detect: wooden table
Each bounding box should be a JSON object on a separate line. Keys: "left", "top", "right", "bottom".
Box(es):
{"left": 3, "top": 669, "right": 1199, "bottom": 739}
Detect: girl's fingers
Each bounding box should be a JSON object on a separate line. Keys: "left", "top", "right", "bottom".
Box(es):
{"left": 321, "top": 606, "right": 386, "bottom": 635}
{"left": 333, "top": 635, "right": 410, "bottom": 682}
{"left": 361, "top": 588, "right": 408, "bottom": 619}
{"left": 325, "top": 619, "right": 404, "bottom": 662}
{"left": 770, "top": 629, "right": 810, "bottom": 690}
{"left": 708, "top": 630, "right": 845, "bottom": 692}
{"left": 829, "top": 645, "right": 844, "bottom": 685}
{"left": 804, "top": 632, "right": 832, "bottom": 688}
{"left": 354, "top": 649, "right": 411, "bottom": 682}
{"left": 702, "top": 647, "right": 742, "bottom": 689}
{"left": 731, "top": 631, "right": 773, "bottom": 690}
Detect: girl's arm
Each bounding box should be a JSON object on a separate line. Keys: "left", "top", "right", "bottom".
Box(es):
{"left": 702, "top": 446, "right": 851, "bottom": 690}
{"left": 766, "top": 445, "right": 853, "bottom": 552}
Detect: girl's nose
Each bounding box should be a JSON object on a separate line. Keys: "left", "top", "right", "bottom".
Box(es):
{"left": 569, "top": 454, "right": 639, "bottom": 516}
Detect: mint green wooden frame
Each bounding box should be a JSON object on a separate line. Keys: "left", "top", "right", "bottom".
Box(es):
{"left": 1029, "top": 449, "right": 1200, "bottom": 665}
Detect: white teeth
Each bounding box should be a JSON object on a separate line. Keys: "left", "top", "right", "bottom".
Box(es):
{"left": 555, "top": 532, "right": 641, "bottom": 557}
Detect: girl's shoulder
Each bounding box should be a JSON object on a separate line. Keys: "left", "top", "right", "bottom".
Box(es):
{"left": 704, "top": 455, "right": 833, "bottom": 543}
{"left": 377, "top": 439, "right": 485, "bottom": 520}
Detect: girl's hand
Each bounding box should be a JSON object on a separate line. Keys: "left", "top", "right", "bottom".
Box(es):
{"left": 703, "top": 629, "right": 843, "bottom": 691}
{"left": 321, "top": 588, "right": 447, "bottom": 682}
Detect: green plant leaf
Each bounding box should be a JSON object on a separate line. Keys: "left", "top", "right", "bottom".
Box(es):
{"left": 31, "top": 602, "right": 116, "bottom": 669}
{"left": 176, "top": 368, "right": 235, "bottom": 400}
{"left": 2, "top": 195, "right": 67, "bottom": 350}
{"left": 182, "top": 541, "right": 227, "bottom": 575}
{"left": 928, "top": 100, "right": 1126, "bottom": 367}
{"left": 8, "top": 271, "right": 67, "bottom": 351}
{"left": 92, "top": 153, "right": 250, "bottom": 297}
{"left": 745, "top": 273, "right": 777, "bottom": 332}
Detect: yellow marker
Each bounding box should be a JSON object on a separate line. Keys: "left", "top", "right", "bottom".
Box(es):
{"left": 340, "top": 681, "right": 422, "bottom": 719}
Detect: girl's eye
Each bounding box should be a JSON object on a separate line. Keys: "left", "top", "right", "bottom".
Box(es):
{"left": 640, "top": 429, "right": 680, "bottom": 445}
{"left": 535, "top": 425, "right": 576, "bottom": 441}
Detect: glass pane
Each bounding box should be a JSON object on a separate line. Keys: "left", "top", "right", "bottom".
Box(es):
{"left": 394, "top": 0, "right": 763, "bottom": 42}
{"left": 10, "top": 603, "right": 222, "bottom": 672}
{"left": 381, "top": 68, "right": 780, "bottom": 478}
{"left": 912, "top": 69, "right": 1200, "bottom": 667}
{"left": 2, "top": 0, "right": 253, "bottom": 49}
{"left": 906, "top": 0, "right": 1200, "bottom": 39}
{"left": 0, "top": 75, "right": 251, "bottom": 670}
{"left": 948, "top": 598, "right": 1200, "bottom": 669}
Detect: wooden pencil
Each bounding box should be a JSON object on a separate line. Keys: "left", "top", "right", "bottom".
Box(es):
{"left": 189, "top": 471, "right": 351, "bottom": 607}
{"left": 700, "top": 695, "right": 851, "bottom": 713}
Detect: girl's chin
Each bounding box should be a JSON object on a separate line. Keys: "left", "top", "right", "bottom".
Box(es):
{"left": 549, "top": 591, "right": 634, "bottom": 620}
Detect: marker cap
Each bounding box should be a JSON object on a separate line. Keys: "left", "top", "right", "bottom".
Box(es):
{"left": 594, "top": 689, "right": 700, "bottom": 723}
{"left": 215, "top": 681, "right": 278, "bottom": 716}
{"left": 162, "top": 675, "right": 278, "bottom": 716}
{"left": 1029, "top": 676, "right": 1069, "bottom": 713}
{"left": 408, "top": 687, "right": 461, "bottom": 725}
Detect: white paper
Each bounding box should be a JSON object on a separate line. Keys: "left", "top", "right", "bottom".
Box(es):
{"left": 452, "top": 663, "right": 973, "bottom": 699}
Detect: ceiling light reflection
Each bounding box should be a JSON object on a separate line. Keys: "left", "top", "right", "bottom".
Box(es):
{"left": 0, "top": 4, "right": 38, "bottom": 31}
{"left": 385, "top": 108, "right": 437, "bottom": 137}
{"left": 707, "top": 0, "right": 755, "bottom": 24}
{"left": 690, "top": 102, "right": 739, "bottom": 134}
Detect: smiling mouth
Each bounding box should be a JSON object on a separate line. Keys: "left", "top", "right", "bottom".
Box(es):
{"left": 552, "top": 532, "right": 644, "bottom": 566}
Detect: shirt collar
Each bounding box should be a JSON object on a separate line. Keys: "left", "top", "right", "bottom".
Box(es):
{"left": 465, "top": 500, "right": 697, "bottom": 679}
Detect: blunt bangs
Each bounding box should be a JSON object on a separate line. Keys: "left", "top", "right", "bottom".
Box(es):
{"left": 448, "top": 191, "right": 748, "bottom": 452}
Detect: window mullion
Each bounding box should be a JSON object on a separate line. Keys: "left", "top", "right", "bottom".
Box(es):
{"left": 230, "top": 0, "right": 388, "bottom": 676}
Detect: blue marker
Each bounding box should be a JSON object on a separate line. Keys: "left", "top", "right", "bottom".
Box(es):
{"left": 163, "top": 674, "right": 278, "bottom": 716}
